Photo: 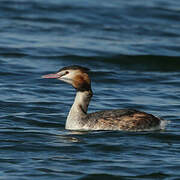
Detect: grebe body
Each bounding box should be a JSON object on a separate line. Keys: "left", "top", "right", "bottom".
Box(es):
{"left": 42, "top": 65, "right": 162, "bottom": 131}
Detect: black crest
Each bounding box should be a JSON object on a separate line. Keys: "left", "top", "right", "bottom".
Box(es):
{"left": 58, "top": 65, "right": 90, "bottom": 73}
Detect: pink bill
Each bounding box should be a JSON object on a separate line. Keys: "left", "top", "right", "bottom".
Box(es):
{"left": 42, "top": 73, "right": 60, "bottom": 79}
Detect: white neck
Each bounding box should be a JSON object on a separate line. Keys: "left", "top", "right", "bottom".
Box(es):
{"left": 65, "top": 90, "right": 92, "bottom": 130}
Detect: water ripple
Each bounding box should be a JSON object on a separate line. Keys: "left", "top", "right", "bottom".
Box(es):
{"left": 1, "top": 0, "right": 180, "bottom": 179}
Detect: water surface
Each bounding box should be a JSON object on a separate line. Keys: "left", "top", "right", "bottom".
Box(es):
{"left": 0, "top": 0, "right": 180, "bottom": 179}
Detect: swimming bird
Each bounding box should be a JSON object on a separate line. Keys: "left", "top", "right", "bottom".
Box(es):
{"left": 42, "top": 65, "right": 163, "bottom": 131}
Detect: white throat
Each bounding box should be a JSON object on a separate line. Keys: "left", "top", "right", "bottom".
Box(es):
{"left": 65, "top": 90, "right": 92, "bottom": 130}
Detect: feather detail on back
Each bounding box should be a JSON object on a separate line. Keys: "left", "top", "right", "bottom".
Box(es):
{"left": 83, "top": 109, "right": 161, "bottom": 131}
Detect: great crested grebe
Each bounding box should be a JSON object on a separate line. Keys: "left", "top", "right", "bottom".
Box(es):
{"left": 42, "top": 65, "right": 164, "bottom": 131}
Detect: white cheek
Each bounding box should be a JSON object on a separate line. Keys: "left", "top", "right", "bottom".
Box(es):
{"left": 59, "top": 77, "right": 72, "bottom": 84}
{"left": 58, "top": 71, "right": 78, "bottom": 85}
{"left": 66, "top": 72, "right": 75, "bottom": 79}
{"left": 59, "top": 72, "right": 75, "bottom": 84}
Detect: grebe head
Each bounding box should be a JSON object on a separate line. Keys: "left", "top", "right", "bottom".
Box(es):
{"left": 42, "top": 65, "right": 91, "bottom": 91}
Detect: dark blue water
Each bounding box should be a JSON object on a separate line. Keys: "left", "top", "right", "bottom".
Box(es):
{"left": 1, "top": 0, "right": 180, "bottom": 179}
